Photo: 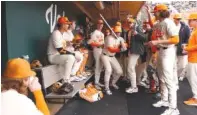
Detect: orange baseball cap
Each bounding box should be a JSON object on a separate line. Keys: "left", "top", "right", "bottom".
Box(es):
{"left": 4, "top": 58, "right": 36, "bottom": 79}
{"left": 74, "top": 34, "right": 83, "bottom": 41}
{"left": 58, "top": 17, "right": 71, "bottom": 25}
{"left": 116, "top": 21, "right": 122, "bottom": 26}
{"left": 173, "top": 14, "right": 182, "bottom": 19}
{"left": 128, "top": 18, "right": 135, "bottom": 23}
{"left": 188, "top": 13, "right": 197, "bottom": 20}
{"left": 97, "top": 19, "right": 104, "bottom": 24}
{"left": 152, "top": 4, "right": 168, "bottom": 13}
{"left": 113, "top": 26, "right": 122, "bottom": 33}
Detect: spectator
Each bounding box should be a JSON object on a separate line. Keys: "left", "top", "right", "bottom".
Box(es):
{"left": 1, "top": 58, "right": 50, "bottom": 115}
{"left": 173, "top": 13, "right": 191, "bottom": 81}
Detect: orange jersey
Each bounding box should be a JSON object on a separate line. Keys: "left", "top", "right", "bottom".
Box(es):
{"left": 185, "top": 28, "right": 197, "bottom": 63}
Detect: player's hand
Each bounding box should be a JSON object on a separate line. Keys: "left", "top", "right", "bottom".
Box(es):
{"left": 133, "top": 30, "right": 138, "bottom": 35}
{"left": 28, "top": 77, "right": 41, "bottom": 92}
{"left": 146, "top": 40, "right": 159, "bottom": 46}
{"left": 181, "top": 44, "right": 188, "bottom": 54}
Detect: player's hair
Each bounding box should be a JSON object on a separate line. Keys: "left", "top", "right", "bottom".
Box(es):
{"left": 159, "top": 10, "right": 170, "bottom": 18}
{"left": 1, "top": 78, "right": 28, "bottom": 95}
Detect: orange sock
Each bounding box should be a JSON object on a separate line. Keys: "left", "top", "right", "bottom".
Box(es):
{"left": 77, "top": 49, "right": 89, "bottom": 76}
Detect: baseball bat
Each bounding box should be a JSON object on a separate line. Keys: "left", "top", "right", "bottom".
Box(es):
{"left": 99, "top": 13, "right": 118, "bottom": 39}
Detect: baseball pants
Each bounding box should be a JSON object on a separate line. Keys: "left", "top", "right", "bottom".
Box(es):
{"left": 157, "top": 46, "right": 177, "bottom": 108}
{"left": 101, "top": 54, "right": 123, "bottom": 90}
{"left": 48, "top": 54, "right": 75, "bottom": 82}
{"left": 187, "top": 62, "right": 197, "bottom": 99}
{"left": 177, "top": 55, "right": 188, "bottom": 78}
{"left": 93, "top": 47, "right": 103, "bottom": 84}
{"left": 127, "top": 53, "right": 140, "bottom": 88}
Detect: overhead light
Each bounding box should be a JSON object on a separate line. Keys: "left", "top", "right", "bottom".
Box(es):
{"left": 95, "top": 1, "right": 105, "bottom": 10}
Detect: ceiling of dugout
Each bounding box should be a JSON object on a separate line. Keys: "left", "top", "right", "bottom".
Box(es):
{"left": 73, "top": 1, "right": 145, "bottom": 22}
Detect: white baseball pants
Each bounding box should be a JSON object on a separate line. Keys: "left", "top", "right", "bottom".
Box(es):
{"left": 177, "top": 55, "right": 188, "bottom": 78}
{"left": 186, "top": 62, "right": 197, "bottom": 99}
{"left": 48, "top": 54, "right": 75, "bottom": 82}
{"left": 71, "top": 51, "right": 84, "bottom": 76}
{"left": 157, "top": 46, "right": 177, "bottom": 108}
{"left": 173, "top": 50, "right": 178, "bottom": 86}
{"left": 136, "top": 62, "right": 147, "bottom": 84}
{"left": 93, "top": 47, "right": 103, "bottom": 84}
{"left": 101, "top": 54, "right": 123, "bottom": 90}
{"left": 117, "top": 54, "right": 128, "bottom": 77}
{"left": 127, "top": 53, "right": 140, "bottom": 88}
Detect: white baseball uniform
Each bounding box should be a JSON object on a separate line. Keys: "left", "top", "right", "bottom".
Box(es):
{"left": 63, "top": 30, "right": 75, "bottom": 52}
{"left": 63, "top": 30, "right": 84, "bottom": 76}
{"left": 177, "top": 55, "right": 188, "bottom": 78}
{"left": 101, "top": 35, "right": 124, "bottom": 90}
{"left": 154, "top": 18, "right": 179, "bottom": 109}
{"left": 88, "top": 30, "right": 104, "bottom": 84}
{"left": 47, "top": 30, "right": 75, "bottom": 83}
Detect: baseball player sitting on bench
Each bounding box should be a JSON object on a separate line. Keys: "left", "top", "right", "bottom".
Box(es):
{"left": 63, "top": 21, "right": 84, "bottom": 79}
{"left": 47, "top": 17, "right": 81, "bottom": 84}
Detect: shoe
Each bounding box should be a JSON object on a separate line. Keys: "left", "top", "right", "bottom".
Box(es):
{"left": 142, "top": 77, "right": 148, "bottom": 83}
{"left": 184, "top": 98, "right": 197, "bottom": 106}
{"left": 161, "top": 108, "right": 180, "bottom": 115}
{"left": 125, "top": 87, "right": 138, "bottom": 94}
{"left": 139, "top": 81, "right": 149, "bottom": 89}
{"left": 153, "top": 100, "right": 169, "bottom": 108}
{"left": 111, "top": 83, "right": 119, "bottom": 90}
{"left": 94, "top": 84, "right": 102, "bottom": 90}
{"left": 153, "top": 93, "right": 161, "bottom": 100}
{"left": 105, "top": 89, "right": 112, "bottom": 95}
{"left": 96, "top": 82, "right": 104, "bottom": 87}
{"left": 70, "top": 76, "right": 83, "bottom": 82}
{"left": 179, "top": 76, "right": 185, "bottom": 81}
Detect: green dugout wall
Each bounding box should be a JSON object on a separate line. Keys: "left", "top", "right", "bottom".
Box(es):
{"left": 1, "top": 1, "right": 84, "bottom": 72}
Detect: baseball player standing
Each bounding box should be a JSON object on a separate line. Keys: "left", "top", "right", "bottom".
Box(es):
{"left": 147, "top": 4, "right": 180, "bottom": 115}
{"left": 183, "top": 12, "right": 197, "bottom": 106}
{"left": 101, "top": 25, "right": 127, "bottom": 95}
{"left": 88, "top": 20, "right": 105, "bottom": 89}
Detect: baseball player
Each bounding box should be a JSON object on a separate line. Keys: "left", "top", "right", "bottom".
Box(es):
{"left": 88, "top": 19, "right": 105, "bottom": 89}
{"left": 146, "top": 4, "right": 180, "bottom": 115}
{"left": 115, "top": 21, "right": 128, "bottom": 79}
{"left": 63, "top": 21, "right": 84, "bottom": 77}
{"left": 101, "top": 25, "right": 127, "bottom": 95}
{"left": 47, "top": 17, "right": 80, "bottom": 83}
{"left": 126, "top": 18, "right": 146, "bottom": 94}
{"left": 72, "top": 34, "right": 89, "bottom": 77}
{"left": 183, "top": 12, "right": 197, "bottom": 106}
